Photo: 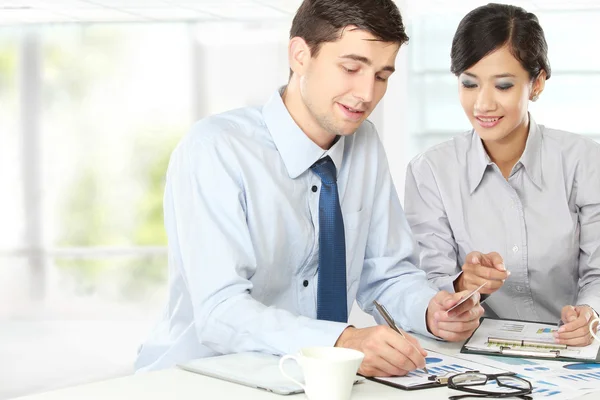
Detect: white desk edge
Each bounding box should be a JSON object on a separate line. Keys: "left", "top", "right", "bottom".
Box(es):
{"left": 14, "top": 335, "right": 597, "bottom": 400}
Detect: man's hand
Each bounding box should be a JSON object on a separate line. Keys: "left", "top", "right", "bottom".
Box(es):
{"left": 426, "top": 290, "right": 484, "bottom": 342}
{"left": 554, "top": 305, "right": 597, "bottom": 346}
{"left": 454, "top": 251, "right": 509, "bottom": 295}
{"left": 335, "top": 325, "right": 427, "bottom": 377}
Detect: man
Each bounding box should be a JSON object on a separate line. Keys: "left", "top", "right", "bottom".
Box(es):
{"left": 135, "top": 0, "right": 483, "bottom": 377}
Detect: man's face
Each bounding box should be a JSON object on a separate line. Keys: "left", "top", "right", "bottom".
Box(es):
{"left": 297, "top": 27, "right": 400, "bottom": 142}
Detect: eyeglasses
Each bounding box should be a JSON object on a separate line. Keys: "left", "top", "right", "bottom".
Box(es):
{"left": 447, "top": 371, "right": 533, "bottom": 400}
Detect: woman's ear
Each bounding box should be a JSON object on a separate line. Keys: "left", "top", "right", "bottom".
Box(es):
{"left": 530, "top": 70, "right": 547, "bottom": 102}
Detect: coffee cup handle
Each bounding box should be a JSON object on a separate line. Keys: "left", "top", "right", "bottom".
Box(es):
{"left": 590, "top": 317, "right": 600, "bottom": 342}
{"left": 278, "top": 355, "right": 306, "bottom": 391}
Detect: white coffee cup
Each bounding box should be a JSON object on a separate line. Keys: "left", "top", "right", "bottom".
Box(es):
{"left": 278, "top": 346, "right": 364, "bottom": 400}
{"left": 590, "top": 317, "right": 600, "bottom": 342}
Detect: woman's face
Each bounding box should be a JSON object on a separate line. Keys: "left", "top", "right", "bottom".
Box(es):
{"left": 458, "top": 45, "right": 544, "bottom": 143}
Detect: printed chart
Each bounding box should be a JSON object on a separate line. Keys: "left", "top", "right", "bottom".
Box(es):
{"left": 403, "top": 356, "right": 476, "bottom": 379}
{"left": 458, "top": 353, "right": 600, "bottom": 400}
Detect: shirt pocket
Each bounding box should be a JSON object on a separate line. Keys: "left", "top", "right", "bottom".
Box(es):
{"left": 344, "top": 207, "right": 365, "bottom": 230}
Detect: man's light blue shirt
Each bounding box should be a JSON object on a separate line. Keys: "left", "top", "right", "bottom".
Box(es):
{"left": 135, "top": 89, "right": 437, "bottom": 371}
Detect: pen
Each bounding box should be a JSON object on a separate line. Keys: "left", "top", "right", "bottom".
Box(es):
{"left": 373, "top": 300, "right": 429, "bottom": 375}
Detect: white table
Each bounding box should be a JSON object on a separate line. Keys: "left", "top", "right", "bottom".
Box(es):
{"left": 14, "top": 336, "right": 597, "bottom": 400}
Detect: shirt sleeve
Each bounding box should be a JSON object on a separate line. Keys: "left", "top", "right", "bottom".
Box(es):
{"left": 575, "top": 142, "right": 600, "bottom": 313}
{"left": 403, "top": 156, "right": 461, "bottom": 294}
{"left": 165, "top": 128, "right": 348, "bottom": 357}
{"left": 354, "top": 137, "right": 438, "bottom": 338}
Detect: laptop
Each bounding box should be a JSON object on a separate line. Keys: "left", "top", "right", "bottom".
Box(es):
{"left": 178, "top": 351, "right": 364, "bottom": 395}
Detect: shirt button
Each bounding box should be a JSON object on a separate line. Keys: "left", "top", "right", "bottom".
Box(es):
{"left": 516, "top": 286, "right": 523, "bottom": 292}
{"left": 512, "top": 245, "right": 519, "bottom": 253}
{"left": 311, "top": 185, "right": 318, "bottom": 193}
{"left": 303, "top": 280, "right": 309, "bottom": 287}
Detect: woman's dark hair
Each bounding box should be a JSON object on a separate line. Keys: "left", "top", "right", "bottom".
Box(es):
{"left": 290, "top": 0, "right": 409, "bottom": 58}
{"left": 450, "top": 3, "right": 551, "bottom": 80}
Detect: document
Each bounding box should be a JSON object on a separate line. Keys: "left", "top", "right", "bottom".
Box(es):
{"left": 462, "top": 318, "right": 600, "bottom": 362}
{"left": 459, "top": 352, "right": 600, "bottom": 400}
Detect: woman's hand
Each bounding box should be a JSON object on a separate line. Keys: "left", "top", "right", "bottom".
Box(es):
{"left": 454, "top": 251, "right": 509, "bottom": 295}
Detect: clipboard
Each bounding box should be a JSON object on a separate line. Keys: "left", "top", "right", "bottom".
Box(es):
{"left": 363, "top": 375, "right": 443, "bottom": 391}
{"left": 461, "top": 317, "right": 600, "bottom": 363}
{"left": 362, "top": 349, "right": 508, "bottom": 391}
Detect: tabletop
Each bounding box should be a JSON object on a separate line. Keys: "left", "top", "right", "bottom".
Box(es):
{"left": 14, "top": 336, "right": 598, "bottom": 400}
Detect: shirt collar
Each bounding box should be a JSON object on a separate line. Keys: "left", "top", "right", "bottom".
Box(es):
{"left": 467, "top": 114, "right": 543, "bottom": 193}
{"left": 518, "top": 115, "right": 543, "bottom": 189}
{"left": 262, "top": 87, "right": 344, "bottom": 179}
{"left": 467, "top": 132, "right": 493, "bottom": 194}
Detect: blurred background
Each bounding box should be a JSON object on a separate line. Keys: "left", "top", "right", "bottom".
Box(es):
{"left": 1, "top": 0, "right": 599, "bottom": 398}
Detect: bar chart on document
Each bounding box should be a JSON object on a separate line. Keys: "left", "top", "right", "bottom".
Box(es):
{"left": 557, "top": 363, "right": 600, "bottom": 384}
{"left": 408, "top": 356, "right": 472, "bottom": 377}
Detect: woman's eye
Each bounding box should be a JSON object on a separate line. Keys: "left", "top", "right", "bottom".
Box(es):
{"left": 461, "top": 82, "right": 477, "bottom": 89}
{"left": 496, "top": 84, "right": 514, "bottom": 91}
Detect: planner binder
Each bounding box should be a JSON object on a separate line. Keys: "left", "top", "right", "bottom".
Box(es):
{"left": 461, "top": 317, "right": 600, "bottom": 363}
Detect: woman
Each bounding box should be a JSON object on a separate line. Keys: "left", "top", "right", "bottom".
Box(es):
{"left": 404, "top": 3, "right": 600, "bottom": 346}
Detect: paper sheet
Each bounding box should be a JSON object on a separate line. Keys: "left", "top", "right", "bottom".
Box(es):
{"left": 458, "top": 352, "right": 600, "bottom": 399}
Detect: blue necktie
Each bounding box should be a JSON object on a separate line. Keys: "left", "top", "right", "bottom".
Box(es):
{"left": 311, "top": 156, "right": 348, "bottom": 323}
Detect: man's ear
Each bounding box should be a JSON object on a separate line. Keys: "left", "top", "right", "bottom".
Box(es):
{"left": 289, "top": 36, "right": 311, "bottom": 78}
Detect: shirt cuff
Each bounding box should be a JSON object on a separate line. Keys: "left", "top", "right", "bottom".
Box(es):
{"left": 412, "top": 286, "right": 439, "bottom": 340}
{"left": 576, "top": 292, "right": 600, "bottom": 319}
{"left": 577, "top": 303, "right": 599, "bottom": 318}
{"left": 430, "top": 271, "right": 462, "bottom": 294}
{"left": 286, "top": 318, "right": 350, "bottom": 354}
